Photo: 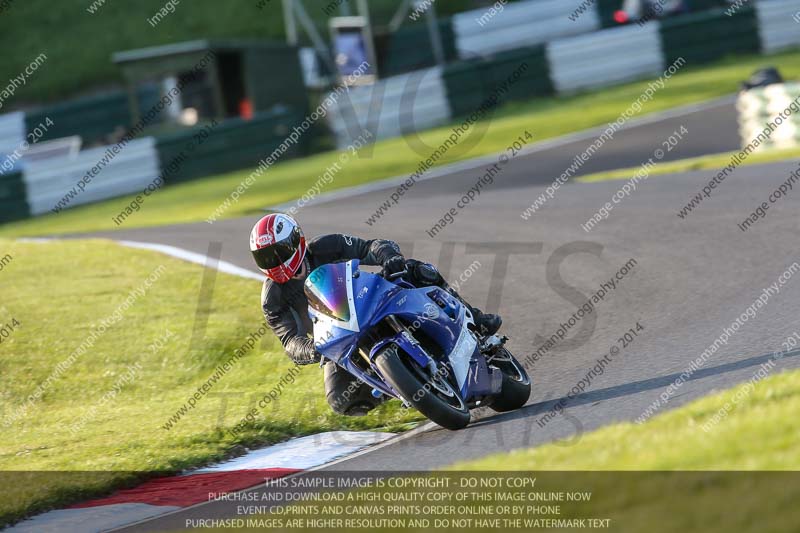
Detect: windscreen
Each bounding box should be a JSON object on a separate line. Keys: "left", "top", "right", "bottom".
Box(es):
{"left": 304, "top": 263, "right": 351, "bottom": 322}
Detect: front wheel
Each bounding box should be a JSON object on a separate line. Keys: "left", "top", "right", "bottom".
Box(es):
{"left": 374, "top": 344, "right": 470, "bottom": 430}
{"left": 488, "top": 348, "right": 531, "bottom": 413}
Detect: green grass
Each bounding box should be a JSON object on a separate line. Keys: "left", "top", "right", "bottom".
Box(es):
{"left": 433, "top": 367, "right": 800, "bottom": 532}
{"left": 578, "top": 146, "right": 800, "bottom": 183}
{"left": 237, "top": 367, "right": 800, "bottom": 533}
{"left": 0, "top": 239, "right": 420, "bottom": 526}
{"left": 3, "top": 47, "right": 800, "bottom": 238}
{"left": 452, "top": 367, "right": 800, "bottom": 470}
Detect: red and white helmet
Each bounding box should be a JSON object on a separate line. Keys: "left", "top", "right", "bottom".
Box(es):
{"left": 250, "top": 213, "right": 307, "bottom": 283}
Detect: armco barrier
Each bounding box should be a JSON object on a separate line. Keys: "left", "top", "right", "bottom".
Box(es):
{"left": 0, "top": 169, "right": 30, "bottom": 223}
{"left": 686, "top": 0, "right": 725, "bottom": 10}
{"left": 755, "top": 0, "right": 800, "bottom": 54}
{"left": 597, "top": 0, "right": 744, "bottom": 27}
{"left": 443, "top": 46, "right": 553, "bottom": 118}
{"left": 24, "top": 137, "right": 160, "bottom": 215}
{"left": 325, "top": 67, "right": 452, "bottom": 148}
{"left": 441, "top": 58, "right": 487, "bottom": 118}
{"left": 0, "top": 111, "right": 308, "bottom": 222}
{"left": 547, "top": 23, "right": 664, "bottom": 94}
{"left": 0, "top": 111, "right": 25, "bottom": 157}
{"left": 155, "top": 110, "right": 307, "bottom": 184}
{"left": 659, "top": 6, "right": 761, "bottom": 66}
{"left": 25, "top": 86, "right": 159, "bottom": 147}
{"left": 381, "top": 19, "right": 457, "bottom": 77}
{"left": 597, "top": 0, "right": 622, "bottom": 28}
{"left": 737, "top": 82, "right": 800, "bottom": 151}
{"left": 453, "top": 0, "right": 600, "bottom": 59}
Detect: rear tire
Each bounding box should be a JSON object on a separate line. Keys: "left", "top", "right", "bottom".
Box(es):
{"left": 374, "top": 344, "right": 470, "bottom": 430}
{"left": 489, "top": 349, "right": 531, "bottom": 413}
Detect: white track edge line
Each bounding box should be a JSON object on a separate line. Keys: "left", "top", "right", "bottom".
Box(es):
{"left": 116, "top": 240, "right": 264, "bottom": 281}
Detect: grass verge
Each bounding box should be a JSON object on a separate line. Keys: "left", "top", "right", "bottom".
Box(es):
{"left": 3, "top": 48, "right": 800, "bottom": 238}
{"left": 0, "top": 239, "right": 420, "bottom": 527}
{"left": 236, "top": 366, "right": 800, "bottom": 533}
{"left": 439, "top": 366, "right": 800, "bottom": 532}
{"left": 578, "top": 146, "right": 800, "bottom": 183}
{"left": 453, "top": 366, "right": 800, "bottom": 470}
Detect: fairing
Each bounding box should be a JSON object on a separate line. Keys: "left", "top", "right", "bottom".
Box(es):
{"left": 304, "top": 260, "right": 500, "bottom": 402}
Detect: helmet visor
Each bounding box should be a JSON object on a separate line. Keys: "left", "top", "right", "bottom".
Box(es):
{"left": 252, "top": 229, "right": 301, "bottom": 270}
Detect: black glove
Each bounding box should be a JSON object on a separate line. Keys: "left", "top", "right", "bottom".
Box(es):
{"left": 287, "top": 337, "right": 322, "bottom": 365}
{"left": 409, "top": 261, "right": 443, "bottom": 287}
{"left": 381, "top": 255, "right": 406, "bottom": 278}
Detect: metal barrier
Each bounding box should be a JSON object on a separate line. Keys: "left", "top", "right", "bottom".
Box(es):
{"left": 452, "top": 0, "right": 600, "bottom": 59}
{"left": 547, "top": 23, "right": 664, "bottom": 93}
{"left": 325, "top": 67, "right": 452, "bottom": 147}
{"left": 24, "top": 137, "right": 160, "bottom": 215}
{"left": 0, "top": 112, "right": 25, "bottom": 156}
{"left": 755, "top": 0, "right": 800, "bottom": 54}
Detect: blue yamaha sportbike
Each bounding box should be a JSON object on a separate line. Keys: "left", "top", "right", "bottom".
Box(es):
{"left": 304, "top": 260, "right": 531, "bottom": 430}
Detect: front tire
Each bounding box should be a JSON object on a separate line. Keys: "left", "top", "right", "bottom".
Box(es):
{"left": 374, "top": 344, "right": 470, "bottom": 430}
{"left": 489, "top": 348, "right": 531, "bottom": 413}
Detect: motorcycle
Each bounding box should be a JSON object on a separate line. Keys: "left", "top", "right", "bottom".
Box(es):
{"left": 304, "top": 260, "right": 531, "bottom": 430}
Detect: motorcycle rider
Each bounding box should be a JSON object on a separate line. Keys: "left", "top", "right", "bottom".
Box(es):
{"left": 250, "top": 213, "right": 501, "bottom": 416}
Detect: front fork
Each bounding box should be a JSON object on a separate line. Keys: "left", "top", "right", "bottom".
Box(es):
{"left": 384, "top": 315, "right": 438, "bottom": 375}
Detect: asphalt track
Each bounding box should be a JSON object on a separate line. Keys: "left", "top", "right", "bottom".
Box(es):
{"left": 76, "top": 96, "right": 800, "bottom": 530}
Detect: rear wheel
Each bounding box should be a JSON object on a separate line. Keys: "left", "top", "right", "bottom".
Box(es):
{"left": 488, "top": 348, "right": 531, "bottom": 412}
{"left": 374, "top": 344, "right": 470, "bottom": 430}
